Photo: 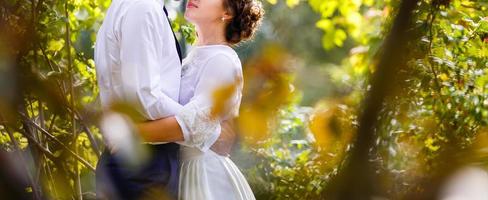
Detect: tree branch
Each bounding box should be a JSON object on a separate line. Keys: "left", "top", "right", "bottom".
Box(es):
{"left": 323, "top": 0, "right": 420, "bottom": 198}
{"left": 19, "top": 113, "right": 95, "bottom": 171}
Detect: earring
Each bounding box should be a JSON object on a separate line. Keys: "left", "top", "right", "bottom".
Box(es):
{"left": 221, "top": 17, "right": 225, "bottom": 21}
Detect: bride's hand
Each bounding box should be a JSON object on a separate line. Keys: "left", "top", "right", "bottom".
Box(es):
{"left": 211, "top": 119, "right": 237, "bottom": 156}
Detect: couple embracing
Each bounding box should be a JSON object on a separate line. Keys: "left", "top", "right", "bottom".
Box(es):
{"left": 94, "top": 0, "right": 264, "bottom": 199}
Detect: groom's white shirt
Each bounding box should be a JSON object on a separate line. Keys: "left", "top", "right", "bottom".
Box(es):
{"left": 95, "top": 0, "right": 218, "bottom": 151}
{"left": 95, "top": 0, "right": 181, "bottom": 119}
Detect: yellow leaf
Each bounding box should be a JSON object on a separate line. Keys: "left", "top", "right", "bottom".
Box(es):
{"left": 47, "top": 39, "right": 65, "bottom": 52}
{"left": 424, "top": 137, "right": 440, "bottom": 152}
{"left": 211, "top": 80, "right": 240, "bottom": 118}
{"left": 267, "top": 0, "right": 278, "bottom": 5}
{"left": 316, "top": 19, "right": 333, "bottom": 31}
{"left": 308, "top": 100, "right": 355, "bottom": 152}
{"left": 238, "top": 108, "right": 270, "bottom": 144}
{"left": 286, "top": 0, "right": 300, "bottom": 8}
{"left": 439, "top": 73, "right": 449, "bottom": 81}
{"left": 236, "top": 45, "right": 295, "bottom": 145}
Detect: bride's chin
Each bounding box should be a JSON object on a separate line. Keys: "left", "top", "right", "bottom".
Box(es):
{"left": 184, "top": 11, "right": 196, "bottom": 18}
{"left": 183, "top": 13, "right": 191, "bottom": 21}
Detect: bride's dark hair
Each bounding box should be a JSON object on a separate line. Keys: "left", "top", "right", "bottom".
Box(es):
{"left": 223, "top": 0, "right": 264, "bottom": 44}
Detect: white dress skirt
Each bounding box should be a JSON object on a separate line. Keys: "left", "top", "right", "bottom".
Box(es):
{"left": 179, "top": 147, "right": 255, "bottom": 200}
{"left": 174, "top": 45, "right": 255, "bottom": 200}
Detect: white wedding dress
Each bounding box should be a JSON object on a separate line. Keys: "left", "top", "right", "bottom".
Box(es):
{"left": 174, "top": 45, "right": 255, "bottom": 200}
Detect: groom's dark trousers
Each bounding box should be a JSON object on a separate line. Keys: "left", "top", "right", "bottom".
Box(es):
{"left": 96, "top": 143, "right": 180, "bottom": 200}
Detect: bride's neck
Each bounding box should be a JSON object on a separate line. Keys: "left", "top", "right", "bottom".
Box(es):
{"left": 195, "top": 23, "right": 228, "bottom": 46}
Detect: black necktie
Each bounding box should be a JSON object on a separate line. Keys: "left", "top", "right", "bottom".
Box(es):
{"left": 163, "top": 6, "right": 183, "bottom": 63}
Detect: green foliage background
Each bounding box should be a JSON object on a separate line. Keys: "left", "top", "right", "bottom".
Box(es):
{"left": 0, "top": 0, "right": 487, "bottom": 199}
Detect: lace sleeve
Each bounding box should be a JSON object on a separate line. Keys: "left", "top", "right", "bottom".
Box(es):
{"left": 175, "top": 100, "right": 221, "bottom": 151}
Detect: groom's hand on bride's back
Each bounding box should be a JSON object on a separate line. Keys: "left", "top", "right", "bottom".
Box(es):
{"left": 211, "top": 119, "right": 237, "bottom": 156}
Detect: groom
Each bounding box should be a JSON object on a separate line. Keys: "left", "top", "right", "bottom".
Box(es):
{"left": 94, "top": 0, "right": 235, "bottom": 199}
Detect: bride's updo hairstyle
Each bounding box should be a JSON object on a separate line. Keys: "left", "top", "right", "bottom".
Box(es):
{"left": 223, "top": 0, "right": 264, "bottom": 44}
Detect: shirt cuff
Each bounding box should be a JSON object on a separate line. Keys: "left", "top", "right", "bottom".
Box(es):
{"left": 175, "top": 114, "right": 191, "bottom": 146}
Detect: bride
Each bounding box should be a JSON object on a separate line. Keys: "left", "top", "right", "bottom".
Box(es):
{"left": 136, "top": 0, "right": 264, "bottom": 199}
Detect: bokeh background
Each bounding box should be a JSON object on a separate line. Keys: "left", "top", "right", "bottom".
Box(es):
{"left": 1, "top": 0, "right": 488, "bottom": 199}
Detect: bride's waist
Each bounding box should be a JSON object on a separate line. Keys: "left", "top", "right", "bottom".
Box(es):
{"left": 180, "top": 146, "right": 221, "bottom": 162}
